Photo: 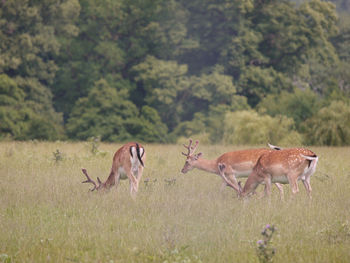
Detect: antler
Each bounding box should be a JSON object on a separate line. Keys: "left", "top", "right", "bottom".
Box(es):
{"left": 182, "top": 139, "right": 199, "bottom": 157}
{"left": 81, "top": 168, "right": 99, "bottom": 191}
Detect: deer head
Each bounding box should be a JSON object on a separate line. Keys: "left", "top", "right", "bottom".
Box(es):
{"left": 181, "top": 139, "right": 202, "bottom": 173}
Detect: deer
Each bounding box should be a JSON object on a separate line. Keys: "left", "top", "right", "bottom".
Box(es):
{"left": 81, "top": 142, "right": 146, "bottom": 196}
{"left": 180, "top": 139, "right": 284, "bottom": 198}
{"left": 237, "top": 148, "right": 318, "bottom": 199}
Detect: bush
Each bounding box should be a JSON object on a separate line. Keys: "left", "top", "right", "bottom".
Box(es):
{"left": 223, "top": 110, "right": 303, "bottom": 145}
{"left": 257, "top": 88, "right": 320, "bottom": 130}
{"left": 303, "top": 101, "right": 350, "bottom": 145}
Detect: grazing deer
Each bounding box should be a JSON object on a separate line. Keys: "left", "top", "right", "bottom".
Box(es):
{"left": 181, "top": 139, "right": 284, "bottom": 197}
{"left": 82, "top": 142, "right": 146, "bottom": 196}
{"left": 238, "top": 148, "right": 318, "bottom": 199}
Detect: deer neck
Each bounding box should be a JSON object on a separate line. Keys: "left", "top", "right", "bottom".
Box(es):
{"left": 241, "top": 172, "right": 260, "bottom": 197}
{"left": 101, "top": 171, "right": 116, "bottom": 189}
{"left": 194, "top": 158, "right": 218, "bottom": 174}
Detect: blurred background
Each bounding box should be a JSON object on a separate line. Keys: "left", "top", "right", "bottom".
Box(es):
{"left": 1, "top": 0, "right": 350, "bottom": 146}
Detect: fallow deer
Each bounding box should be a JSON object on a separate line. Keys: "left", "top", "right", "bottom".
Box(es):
{"left": 82, "top": 142, "right": 146, "bottom": 196}
{"left": 180, "top": 139, "right": 284, "bottom": 197}
{"left": 238, "top": 148, "right": 318, "bottom": 199}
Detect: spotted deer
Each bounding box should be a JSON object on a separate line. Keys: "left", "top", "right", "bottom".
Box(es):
{"left": 181, "top": 139, "right": 284, "bottom": 198}
{"left": 237, "top": 148, "right": 318, "bottom": 199}
{"left": 82, "top": 142, "right": 146, "bottom": 196}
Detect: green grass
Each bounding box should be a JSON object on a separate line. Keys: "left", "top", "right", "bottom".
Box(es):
{"left": 1, "top": 141, "right": 350, "bottom": 262}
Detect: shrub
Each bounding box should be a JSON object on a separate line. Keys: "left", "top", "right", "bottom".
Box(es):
{"left": 303, "top": 101, "right": 350, "bottom": 145}
{"left": 257, "top": 88, "right": 320, "bottom": 130}
{"left": 223, "top": 110, "right": 303, "bottom": 145}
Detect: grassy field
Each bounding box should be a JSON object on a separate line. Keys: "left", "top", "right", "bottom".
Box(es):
{"left": 1, "top": 141, "right": 350, "bottom": 263}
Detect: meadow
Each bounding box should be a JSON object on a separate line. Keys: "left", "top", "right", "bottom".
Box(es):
{"left": 0, "top": 141, "right": 350, "bottom": 263}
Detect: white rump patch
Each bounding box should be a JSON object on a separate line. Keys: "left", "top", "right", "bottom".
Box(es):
{"left": 130, "top": 146, "right": 142, "bottom": 176}
{"left": 139, "top": 147, "right": 144, "bottom": 158}
{"left": 300, "top": 155, "right": 318, "bottom": 180}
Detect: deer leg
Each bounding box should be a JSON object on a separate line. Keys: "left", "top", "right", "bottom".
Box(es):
{"left": 263, "top": 176, "right": 272, "bottom": 197}
{"left": 129, "top": 178, "right": 138, "bottom": 197}
{"left": 129, "top": 180, "right": 137, "bottom": 199}
{"left": 114, "top": 174, "right": 121, "bottom": 192}
{"left": 274, "top": 183, "right": 284, "bottom": 201}
{"left": 302, "top": 177, "right": 312, "bottom": 199}
{"left": 254, "top": 185, "right": 265, "bottom": 199}
{"left": 132, "top": 165, "right": 144, "bottom": 193}
{"left": 217, "top": 163, "right": 241, "bottom": 194}
{"left": 136, "top": 165, "right": 144, "bottom": 183}
{"left": 217, "top": 163, "right": 231, "bottom": 188}
{"left": 226, "top": 173, "right": 241, "bottom": 194}
{"left": 126, "top": 169, "right": 139, "bottom": 196}
{"left": 306, "top": 176, "right": 312, "bottom": 193}
{"left": 220, "top": 170, "right": 241, "bottom": 193}
{"left": 287, "top": 174, "right": 299, "bottom": 196}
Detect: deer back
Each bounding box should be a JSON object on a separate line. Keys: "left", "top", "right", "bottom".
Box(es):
{"left": 217, "top": 148, "right": 274, "bottom": 171}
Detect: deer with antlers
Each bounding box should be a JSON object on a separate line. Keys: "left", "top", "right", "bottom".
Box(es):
{"left": 236, "top": 148, "right": 318, "bottom": 199}
{"left": 82, "top": 142, "right": 146, "bottom": 196}
{"left": 181, "top": 139, "right": 284, "bottom": 198}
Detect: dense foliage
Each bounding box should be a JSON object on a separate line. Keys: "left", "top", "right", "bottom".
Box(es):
{"left": 1, "top": 0, "right": 350, "bottom": 145}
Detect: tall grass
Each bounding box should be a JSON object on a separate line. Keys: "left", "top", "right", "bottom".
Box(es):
{"left": 1, "top": 141, "right": 350, "bottom": 262}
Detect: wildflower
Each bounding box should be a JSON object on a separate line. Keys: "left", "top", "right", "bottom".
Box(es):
{"left": 257, "top": 240, "right": 264, "bottom": 245}
{"left": 256, "top": 224, "right": 276, "bottom": 263}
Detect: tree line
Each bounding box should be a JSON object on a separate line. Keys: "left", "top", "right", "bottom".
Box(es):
{"left": 1, "top": 0, "right": 350, "bottom": 145}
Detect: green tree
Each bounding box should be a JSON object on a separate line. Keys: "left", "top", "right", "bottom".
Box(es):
{"left": 327, "top": 12, "right": 350, "bottom": 98}
{"left": 257, "top": 87, "right": 321, "bottom": 130}
{"left": 127, "top": 106, "right": 169, "bottom": 143}
{"left": 238, "top": 66, "right": 293, "bottom": 106}
{"left": 327, "top": 0, "right": 350, "bottom": 12}
{"left": 178, "top": 0, "right": 339, "bottom": 107}
{"left": 66, "top": 79, "right": 138, "bottom": 141}
{"left": 188, "top": 66, "right": 248, "bottom": 110}
{"left": 0, "top": 0, "right": 80, "bottom": 139}
{"left": 176, "top": 0, "right": 243, "bottom": 74}
{"left": 66, "top": 79, "right": 168, "bottom": 142}
{"left": 0, "top": 74, "right": 61, "bottom": 140}
{"left": 0, "top": 74, "right": 29, "bottom": 139}
{"left": 132, "top": 55, "right": 189, "bottom": 130}
{"left": 228, "top": 0, "right": 338, "bottom": 105}
{"left": 133, "top": 58, "right": 249, "bottom": 131}
{"left": 53, "top": 0, "right": 189, "bottom": 120}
